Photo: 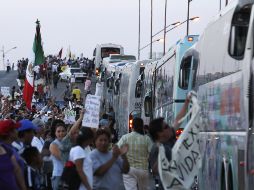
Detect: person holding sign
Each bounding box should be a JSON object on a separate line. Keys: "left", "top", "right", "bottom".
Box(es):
{"left": 148, "top": 96, "right": 191, "bottom": 190}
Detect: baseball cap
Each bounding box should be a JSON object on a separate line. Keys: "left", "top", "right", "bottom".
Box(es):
{"left": 32, "top": 118, "right": 44, "bottom": 128}
{"left": 0, "top": 120, "right": 21, "bottom": 135}
{"left": 18, "top": 119, "right": 38, "bottom": 132}
{"left": 99, "top": 118, "right": 110, "bottom": 127}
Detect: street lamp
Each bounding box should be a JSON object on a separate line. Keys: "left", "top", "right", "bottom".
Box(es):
{"left": 1, "top": 46, "right": 17, "bottom": 69}
{"left": 139, "top": 38, "right": 164, "bottom": 52}
{"left": 167, "top": 16, "right": 199, "bottom": 33}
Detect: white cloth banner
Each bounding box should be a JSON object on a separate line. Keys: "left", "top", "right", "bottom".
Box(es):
{"left": 158, "top": 95, "right": 201, "bottom": 190}
{"left": 1, "top": 87, "right": 10, "bottom": 97}
{"left": 82, "top": 94, "right": 101, "bottom": 128}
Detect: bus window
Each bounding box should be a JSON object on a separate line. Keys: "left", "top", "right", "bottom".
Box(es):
{"left": 179, "top": 56, "right": 192, "bottom": 89}
{"left": 144, "top": 95, "right": 152, "bottom": 117}
{"left": 101, "top": 48, "right": 120, "bottom": 58}
{"left": 135, "top": 80, "right": 142, "bottom": 98}
{"left": 93, "top": 48, "right": 96, "bottom": 56}
{"left": 114, "top": 78, "right": 121, "bottom": 95}
{"left": 229, "top": 4, "right": 251, "bottom": 59}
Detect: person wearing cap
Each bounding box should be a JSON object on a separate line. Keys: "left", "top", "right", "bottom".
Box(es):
{"left": 12, "top": 119, "right": 38, "bottom": 154}
{"left": 31, "top": 118, "right": 45, "bottom": 152}
{"left": 0, "top": 119, "right": 27, "bottom": 190}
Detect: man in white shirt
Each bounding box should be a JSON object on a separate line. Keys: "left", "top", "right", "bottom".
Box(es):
{"left": 31, "top": 118, "right": 45, "bottom": 152}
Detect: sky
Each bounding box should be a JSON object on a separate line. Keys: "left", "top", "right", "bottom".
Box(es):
{"left": 0, "top": 0, "right": 231, "bottom": 69}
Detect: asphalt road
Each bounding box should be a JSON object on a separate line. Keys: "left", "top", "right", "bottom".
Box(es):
{"left": 0, "top": 70, "right": 97, "bottom": 101}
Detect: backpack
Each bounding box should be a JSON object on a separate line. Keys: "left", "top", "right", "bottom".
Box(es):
{"left": 59, "top": 161, "right": 81, "bottom": 190}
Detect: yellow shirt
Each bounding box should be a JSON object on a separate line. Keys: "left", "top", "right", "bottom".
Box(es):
{"left": 72, "top": 88, "right": 81, "bottom": 101}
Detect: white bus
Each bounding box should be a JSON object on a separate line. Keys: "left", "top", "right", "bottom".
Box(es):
{"left": 93, "top": 43, "right": 124, "bottom": 75}
{"left": 115, "top": 60, "right": 152, "bottom": 136}
{"left": 181, "top": 0, "right": 254, "bottom": 189}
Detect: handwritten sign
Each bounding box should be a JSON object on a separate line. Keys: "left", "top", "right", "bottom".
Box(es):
{"left": 1, "top": 87, "right": 10, "bottom": 97}
{"left": 158, "top": 95, "right": 201, "bottom": 190}
{"left": 82, "top": 95, "right": 101, "bottom": 128}
{"left": 64, "top": 109, "right": 76, "bottom": 124}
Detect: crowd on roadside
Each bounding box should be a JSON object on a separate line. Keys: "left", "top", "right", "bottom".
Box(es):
{"left": 0, "top": 88, "right": 191, "bottom": 190}
{"left": 0, "top": 55, "right": 193, "bottom": 190}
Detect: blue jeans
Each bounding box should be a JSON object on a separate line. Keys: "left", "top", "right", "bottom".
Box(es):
{"left": 51, "top": 176, "right": 61, "bottom": 190}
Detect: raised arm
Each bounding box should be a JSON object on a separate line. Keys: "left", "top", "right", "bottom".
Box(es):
{"left": 173, "top": 96, "right": 191, "bottom": 130}
{"left": 68, "top": 109, "right": 85, "bottom": 137}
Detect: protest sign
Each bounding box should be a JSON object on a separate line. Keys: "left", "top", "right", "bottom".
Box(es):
{"left": 82, "top": 94, "right": 101, "bottom": 128}
{"left": 158, "top": 95, "right": 201, "bottom": 190}
{"left": 1, "top": 87, "right": 10, "bottom": 97}
{"left": 64, "top": 109, "right": 76, "bottom": 124}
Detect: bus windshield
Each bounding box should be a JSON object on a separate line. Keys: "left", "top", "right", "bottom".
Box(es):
{"left": 101, "top": 48, "right": 120, "bottom": 58}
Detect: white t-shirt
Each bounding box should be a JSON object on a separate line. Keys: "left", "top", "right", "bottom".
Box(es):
{"left": 31, "top": 136, "right": 45, "bottom": 152}
{"left": 69, "top": 146, "right": 93, "bottom": 190}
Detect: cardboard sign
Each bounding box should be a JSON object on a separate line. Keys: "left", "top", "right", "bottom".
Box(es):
{"left": 64, "top": 109, "right": 76, "bottom": 124}
{"left": 158, "top": 95, "right": 201, "bottom": 190}
{"left": 82, "top": 95, "right": 101, "bottom": 128}
{"left": 1, "top": 87, "right": 10, "bottom": 97}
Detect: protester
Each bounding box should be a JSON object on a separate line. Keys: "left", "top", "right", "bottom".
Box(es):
{"left": 148, "top": 96, "right": 191, "bottom": 190}
{"left": 118, "top": 117, "right": 153, "bottom": 190}
{"left": 12, "top": 119, "right": 38, "bottom": 154}
{"left": 31, "top": 118, "right": 45, "bottom": 152}
{"left": 49, "top": 123, "right": 66, "bottom": 190}
{"left": 22, "top": 147, "right": 45, "bottom": 190}
{"left": 68, "top": 127, "right": 94, "bottom": 190}
{"left": 0, "top": 120, "right": 27, "bottom": 190}
{"left": 90, "top": 128, "right": 130, "bottom": 190}
{"left": 72, "top": 86, "right": 81, "bottom": 101}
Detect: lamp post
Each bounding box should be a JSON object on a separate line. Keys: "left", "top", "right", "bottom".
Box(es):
{"left": 1, "top": 46, "right": 17, "bottom": 70}
{"left": 138, "top": 0, "right": 141, "bottom": 60}
{"left": 168, "top": 16, "right": 199, "bottom": 33}
{"left": 140, "top": 38, "right": 164, "bottom": 52}
{"left": 163, "top": 0, "right": 168, "bottom": 55}
{"left": 150, "top": 0, "right": 153, "bottom": 59}
{"left": 186, "top": 0, "right": 192, "bottom": 36}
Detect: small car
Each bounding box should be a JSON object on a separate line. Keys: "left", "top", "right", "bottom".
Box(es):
{"left": 59, "top": 67, "right": 86, "bottom": 82}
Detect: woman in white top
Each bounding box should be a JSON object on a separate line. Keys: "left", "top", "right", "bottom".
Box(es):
{"left": 69, "top": 127, "right": 94, "bottom": 190}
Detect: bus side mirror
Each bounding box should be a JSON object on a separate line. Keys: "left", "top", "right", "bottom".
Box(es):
{"left": 144, "top": 96, "right": 152, "bottom": 117}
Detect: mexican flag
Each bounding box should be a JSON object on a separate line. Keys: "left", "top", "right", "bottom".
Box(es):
{"left": 23, "top": 19, "right": 44, "bottom": 109}
{"left": 33, "top": 19, "right": 45, "bottom": 66}
{"left": 23, "top": 63, "right": 34, "bottom": 109}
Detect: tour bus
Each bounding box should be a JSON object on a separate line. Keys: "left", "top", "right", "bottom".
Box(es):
{"left": 181, "top": 0, "right": 254, "bottom": 189}
{"left": 93, "top": 43, "right": 124, "bottom": 75}
{"left": 140, "top": 35, "right": 199, "bottom": 130}
{"left": 99, "top": 55, "right": 136, "bottom": 113}
{"left": 114, "top": 60, "right": 152, "bottom": 136}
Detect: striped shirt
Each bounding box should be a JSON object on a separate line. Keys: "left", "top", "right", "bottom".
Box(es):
{"left": 118, "top": 132, "right": 153, "bottom": 170}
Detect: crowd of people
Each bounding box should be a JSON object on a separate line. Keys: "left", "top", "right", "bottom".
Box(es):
{"left": 0, "top": 56, "right": 192, "bottom": 190}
